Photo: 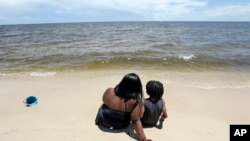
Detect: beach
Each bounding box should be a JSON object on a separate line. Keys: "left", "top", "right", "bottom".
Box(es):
{"left": 1, "top": 21, "right": 250, "bottom": 141}
{"left": 1, "top": 70, "right": 250, "bottom": 141}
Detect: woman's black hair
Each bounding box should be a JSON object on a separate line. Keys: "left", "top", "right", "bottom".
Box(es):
{"left": 146, "top": 80, "right": 164, "bottom": 99}
{"left": 114, "top": 73, "right": 143, "bottom": 104}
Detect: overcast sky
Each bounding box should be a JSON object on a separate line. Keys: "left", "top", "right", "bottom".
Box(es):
{"left": 0, "top": 0, "right": 250, "bottom": 25}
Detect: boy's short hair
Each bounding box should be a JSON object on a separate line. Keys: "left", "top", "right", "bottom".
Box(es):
{"left": 146, "top": 80, "right": 164, "bottom": 99}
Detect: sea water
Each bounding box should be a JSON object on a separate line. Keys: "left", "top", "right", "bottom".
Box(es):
{"left": 1, "top": 21, "right": 250, "bottom": 73}
{"left": 1, "top": 21, "right": 250, "bottom": 87}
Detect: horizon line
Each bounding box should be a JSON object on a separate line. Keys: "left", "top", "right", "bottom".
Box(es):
{"left": 1, "top": 20, "right": 250, "bottom": 26}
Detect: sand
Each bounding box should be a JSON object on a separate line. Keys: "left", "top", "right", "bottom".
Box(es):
{"left": 0, "top": 70, "right": 250, "bottom": 141}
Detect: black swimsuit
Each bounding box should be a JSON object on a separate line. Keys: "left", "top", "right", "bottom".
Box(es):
{"left": 95, "top": 104, "right": 131, "bottom": 129}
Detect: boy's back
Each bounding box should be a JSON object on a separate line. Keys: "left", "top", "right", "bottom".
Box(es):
{"left": 141, "top": 98, "right": 164, "bottom": 126}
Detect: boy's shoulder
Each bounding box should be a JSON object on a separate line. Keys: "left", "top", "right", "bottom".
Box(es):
{"left": 145, "top": 98, "right": 164, "bottom": 104}
{"left": 145, "top": 97, "right": 164, "bottom": 101}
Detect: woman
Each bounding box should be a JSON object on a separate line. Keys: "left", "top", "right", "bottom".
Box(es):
{"left": 95, "top": 73, "right": 151, "bottom": 141}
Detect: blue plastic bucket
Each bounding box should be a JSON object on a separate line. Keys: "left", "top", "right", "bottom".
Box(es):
{"left": 25, "top": 96, "right": 38, "bottom": 107}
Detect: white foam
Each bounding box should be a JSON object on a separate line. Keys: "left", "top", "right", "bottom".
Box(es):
{"left": 186, "top": 84, "right": 250, "bottom": 89}
{"left": 0, "top": 73, "right": 25, "bottom": 76}
{"left": 190, "top": 85, "right": 217, "bottom": 89}
{"left": 179, "top": 54, "right": 196, "bottom": 60}
{"left": 30, "top": 72, "right": 56, "bottom": 77}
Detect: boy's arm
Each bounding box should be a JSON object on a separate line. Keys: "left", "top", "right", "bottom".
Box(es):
{"left": 161, "top": 100, "right": 168, "bottom": 119}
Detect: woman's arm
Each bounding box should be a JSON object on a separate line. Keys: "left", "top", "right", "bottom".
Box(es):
{"left": 132, "top": 120, "right": 151, "bottom": 141}
{"left": 140, "top": 98, "right": 145, "bottom": 118}
{"left": 131, "top": 102, "right": 151, "bottom": 141}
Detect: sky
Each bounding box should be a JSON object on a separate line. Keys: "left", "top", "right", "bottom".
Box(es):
{"left": 0, "top": 0, "right": 250, "bottom": 25}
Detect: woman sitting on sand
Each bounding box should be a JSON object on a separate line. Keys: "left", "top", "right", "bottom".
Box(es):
{"left": 95, "top": 73, "right": 151, "bottom": 141}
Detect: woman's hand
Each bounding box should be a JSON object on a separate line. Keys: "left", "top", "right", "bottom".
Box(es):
{"left": 140, "top": 138, "right": 152, "bottom": 141}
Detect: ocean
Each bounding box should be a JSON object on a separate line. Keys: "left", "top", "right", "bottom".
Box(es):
{"left": 1, "top": 21, "right": 250, "bottom": 75}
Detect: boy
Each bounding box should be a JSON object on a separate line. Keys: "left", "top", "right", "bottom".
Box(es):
{"left": 141, "top": 80, "right": 168, "bottom": 127}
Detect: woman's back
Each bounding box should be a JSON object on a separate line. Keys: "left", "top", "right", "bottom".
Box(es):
{"left": 95, "top": 88, "right": 137, "bottom": 129}
{"left": 103, "top": 88, "right": 137, "bottom": 112}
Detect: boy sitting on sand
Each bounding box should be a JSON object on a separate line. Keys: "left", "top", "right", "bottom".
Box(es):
{"left": 141, "top": 80, "right": 168, "bottom": 127}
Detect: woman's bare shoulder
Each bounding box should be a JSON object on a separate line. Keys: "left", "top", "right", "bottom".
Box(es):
{"left": 106, "top": 87, "right": 114, "bottom": 91}
{"left": 104, "top": 88, "right": 114, "bottom": 95}
{"left": 103, "top": 88, "right": 114, "bottom": 101}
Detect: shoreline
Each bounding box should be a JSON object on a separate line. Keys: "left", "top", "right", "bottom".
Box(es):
{"left": 1, "top": 70, "right": 250, "bottom": 141}
{"left": 1, "top": 69, "right": 250, "bottom": 89}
